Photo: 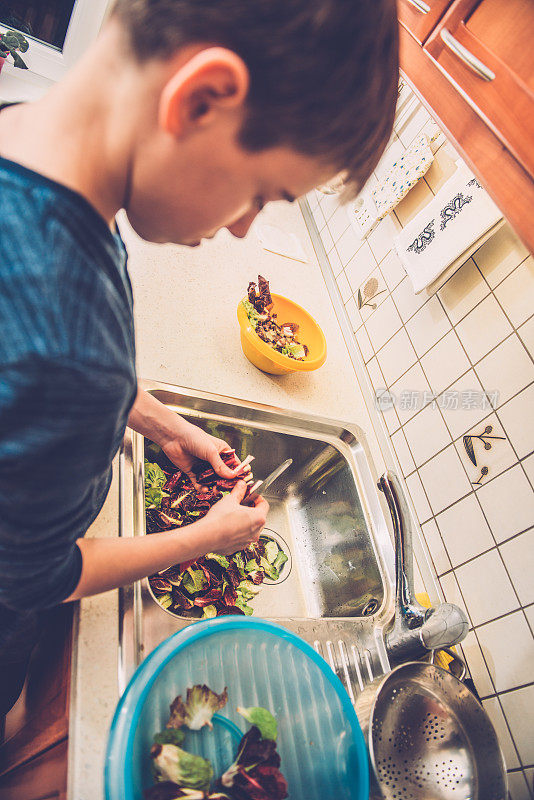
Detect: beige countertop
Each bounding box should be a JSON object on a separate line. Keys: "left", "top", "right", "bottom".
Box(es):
{"left": 68, "top": 201, "right": 386, "bottom": 799}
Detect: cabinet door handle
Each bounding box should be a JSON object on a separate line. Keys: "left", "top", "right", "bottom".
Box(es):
{"left": 406, "top": 0, "right": 430, "bottom": 13}
{"left": 440, "top": 28, "right": 495, "bottom": 81}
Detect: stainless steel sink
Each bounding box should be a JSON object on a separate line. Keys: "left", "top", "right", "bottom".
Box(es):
{"left": 119, "top": 380, "right": 397, "bottom": 701}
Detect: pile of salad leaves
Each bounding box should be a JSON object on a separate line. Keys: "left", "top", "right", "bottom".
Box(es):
{"left": 144, "top": 447, "right": 287, "bottom": 619}
{"left": 145, "top": 684, "right": 288, "bottom": 800}
{"left": 242, "top": 274, "right": 308, "bottom": 361}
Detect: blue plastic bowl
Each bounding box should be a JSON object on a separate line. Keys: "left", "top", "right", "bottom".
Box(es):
{"left": 105, "top": 617, "right": 369, "bottom": 800}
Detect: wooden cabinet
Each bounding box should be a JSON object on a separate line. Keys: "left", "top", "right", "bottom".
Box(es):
{"left": 0, "top": 605, "right": 74, "bottom": 796}
{"left": 399, "top": 0, "right": 534, "bottom": 255}
{"left": 398, "top": 0, "right": 453, "bottom": 45}
{"left": 0, "top": 739, "right": 68, "bottom": 800}
{"left": 425, "top": 0, "right": 534, "bottom": 176}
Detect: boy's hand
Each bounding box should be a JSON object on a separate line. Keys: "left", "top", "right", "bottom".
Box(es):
{"left": 200, "top": 481, "right": 269, "bottom": 555}
{"left": 161, "top": 419, "right": 240, "bottom": 490}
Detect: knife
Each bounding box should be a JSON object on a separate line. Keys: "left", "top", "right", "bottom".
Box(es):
{"left": 243, "top": 458, "right": 293, "bottom": 504}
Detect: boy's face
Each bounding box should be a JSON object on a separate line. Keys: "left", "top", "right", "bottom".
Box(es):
{"left": 125, "top": 109, "right": 334, "bottom": 245}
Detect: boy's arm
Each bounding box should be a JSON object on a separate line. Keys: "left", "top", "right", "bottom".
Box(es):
{"left": 65, "top": 482, "right": 268, "bottom": 601}
{"left": 0, "top": 362, "right": 266, "bottom": 614}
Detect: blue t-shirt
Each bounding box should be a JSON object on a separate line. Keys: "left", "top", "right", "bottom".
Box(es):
{"left": 0, "top": 156, "right": 137, "bottom": 659}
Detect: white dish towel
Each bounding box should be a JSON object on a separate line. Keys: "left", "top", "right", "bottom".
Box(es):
{"left": 394, "top": 163, "right": 502, "bottom": 294}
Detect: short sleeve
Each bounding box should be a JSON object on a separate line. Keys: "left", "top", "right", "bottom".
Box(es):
{"left": 0, "top": 355, "right": 134, "bottom": 612}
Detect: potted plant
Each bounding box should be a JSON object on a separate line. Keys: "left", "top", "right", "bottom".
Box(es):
{"left": 0, "top": 29, "right": 29, "bottom": 73}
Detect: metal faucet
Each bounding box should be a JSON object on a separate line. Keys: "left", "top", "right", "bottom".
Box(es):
{"left": 378, "top": 472, "right": 469, "bottom": 664}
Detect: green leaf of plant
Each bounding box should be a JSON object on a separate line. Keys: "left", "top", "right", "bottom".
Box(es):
{"left": 11, "top": 51, "right": 28, "bottom": 69}
{"left": 357, "top": 288, "right": 363, "bottom": 309}
{"left": 153, "top": 728, "right": 185, "bottom": 747}
{"left": 237, "top": 706, "right": 278, "bottom": 740}
{"left": 264, "top": 540, "right": 279, "bottom": 564}
{"left": 272, "top": 551, "right": 288, "bottom": 574}
{"left": 158, "top": 593, "right": 172, "bottom": 609}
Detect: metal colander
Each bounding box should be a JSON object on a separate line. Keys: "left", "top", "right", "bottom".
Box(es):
{"left": 355, "top": 656, "right": 507, "bottom": 800}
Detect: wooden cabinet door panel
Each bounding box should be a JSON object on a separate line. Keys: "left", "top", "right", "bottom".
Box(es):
{"left": 0, "top": 604, "right": 74, "bottom": 777}
{"left": 425, "top": 0, "right": 534, "bottom": 175}
{"left": 398, "top": 0, "right": 454, "bottom": 45}
{"left": 0, "top": 738, "right": 68, "bottom": 800}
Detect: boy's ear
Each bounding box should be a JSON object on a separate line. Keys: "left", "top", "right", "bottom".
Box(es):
{"left": 159, "top": 47, "right": 249, "bottom": 136}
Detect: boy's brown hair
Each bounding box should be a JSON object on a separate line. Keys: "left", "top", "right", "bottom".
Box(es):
{"left": 112, "top": 0, "right": 399, "bottom": 197}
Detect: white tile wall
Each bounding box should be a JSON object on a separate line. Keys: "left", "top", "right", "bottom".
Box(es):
{"left": 500, "top": 530, "right": 534, "bottom": 606}
{"left": 477, "top": 466, "right": 534, "bottom": 543}
{"left": 475, "top": 334, "right": 534, "bottom": 407}
{"left": 455, "top": 550, "right": 519, "bottom": 627}
{"left": 377, "top": 328, "right": 417, "bottom": 387}
{"left": 455, "top": 294, "right": 513, "bottom": 364}
{"left": 420, "top": 330, "right": 470, "bottom": 395}
{"left": 436, "top": 494, "right": 493, "bottom": 567}
{"left": 477, "top": 611, "right": 534, "bottom": 692}
{"left": 306, "top": 80, "right": 534, "bottom": 788}
{"left": 497, "top": 383, "right": 534, "bottom": 460}
{"left": 500, "top": 685, "right": 534, "bottom": 765}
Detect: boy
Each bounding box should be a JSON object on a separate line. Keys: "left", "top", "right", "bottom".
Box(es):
{"left": 0, "top": 0, "right": 398, "bottom": 715}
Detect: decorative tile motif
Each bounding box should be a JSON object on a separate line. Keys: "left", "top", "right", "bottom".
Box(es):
{"left": 462, "top": 423, "right": 505, "bottom": 485}
{"left": 357, "top": 273, "right": 386, "bottom": 313}
{"left": 472, "top": 466, "right": 489, "bottom": 486}
{"left": 456, "top": 414, "right": 517, "bottom": 487}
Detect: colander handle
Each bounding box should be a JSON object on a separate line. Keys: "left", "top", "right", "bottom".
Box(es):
{"left": 430, "top": 646, "right": 467, "bottom": 681}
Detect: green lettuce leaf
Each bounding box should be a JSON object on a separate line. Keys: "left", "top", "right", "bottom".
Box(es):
{"left": 236, "top": 706, "right": 278, "bottom": 740}
{"left": 202, "top": 605, "right": 217, "bottom": 619}
{"left": 260, "top": 556, "right": 279, "bottom": 581}
{"left": 232, "top": 552, "right": 246, "bottom": 578}
{"left": 264, "top": 540, "right": 279, "bottom": 564}
{"left": 234, "top": 597, "right": 253, "bottom": 615}
{"left": 153, "top": 728, "right": 185, "bottom": 747}
{"left": 183, "top": 568, "right": 208, "bottom": 594}
{"left": 241, "top": 299, "right": 263, "bottom": 329}
{"left": 151, "top": 743, "right": 212, "bottom": 791}
{"left": 144, "top": 460, "right": 169, "bottom": 510}
{"left": 273, "top": 551, "right": 288, "bottom": 573}
{"left": 205, "top": 553, "right": 230, "bottom": 570}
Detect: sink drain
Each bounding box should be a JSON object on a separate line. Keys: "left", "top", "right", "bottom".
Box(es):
{"left": 260, "top": 528, "right": 292, "bottom": 586}
{"left": 362, "top": 598, "right": 380, "bottom": 616}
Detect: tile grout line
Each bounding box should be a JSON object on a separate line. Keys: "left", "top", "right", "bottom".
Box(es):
{"left": 436, "top": 525, "right": 534, "bottom": 578}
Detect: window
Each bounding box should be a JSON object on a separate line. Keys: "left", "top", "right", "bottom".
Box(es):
{"left": 0, "top": 0, "right": 111, "bottom": 97}
{"left": 0, "top": 1, "right": 77, "bottom": 52}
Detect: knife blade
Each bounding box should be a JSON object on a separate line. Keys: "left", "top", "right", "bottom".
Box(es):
{"left": 244, "top": 458, "right": 293, "bottom": 504}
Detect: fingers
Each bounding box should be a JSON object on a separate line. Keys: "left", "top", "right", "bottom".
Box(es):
{"left": 229, "top": 479, "right": 247, "bottom": 502}
{"left": 184, "top": 469, "right": 203, "bottom": 492}
{"left": 252, "top": 495, "right": 269, "bottom": 513}
{"left": 210, "top": 450, "right": 237, "bottom": 479}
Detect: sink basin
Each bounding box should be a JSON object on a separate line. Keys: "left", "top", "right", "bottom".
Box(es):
{"left": 119, "top": 380, "right": 396, "bottom": 699}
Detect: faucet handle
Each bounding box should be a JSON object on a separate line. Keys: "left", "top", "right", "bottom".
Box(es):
{"left": 419, "top": 603, "right": 469, "bottom": 650}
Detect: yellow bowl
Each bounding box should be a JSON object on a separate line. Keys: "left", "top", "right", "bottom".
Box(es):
{"left": 237, "top": 293, "right": 327, "bottom": 375}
